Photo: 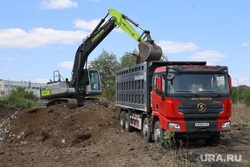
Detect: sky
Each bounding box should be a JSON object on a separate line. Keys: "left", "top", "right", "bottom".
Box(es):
{"left": 0, "top": 0, "right": 249, "bottom": 86}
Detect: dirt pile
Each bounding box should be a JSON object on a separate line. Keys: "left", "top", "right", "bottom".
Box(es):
{"left": 1, "top": 103, "right": 119, "bottom": 147}
{"left": 0, "top": 105, "right": 16, "bottom": 122}
{"left": 0, "top": 104, "right": 249, "bottom": 166}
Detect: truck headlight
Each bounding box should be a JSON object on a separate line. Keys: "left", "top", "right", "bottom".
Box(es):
{"left": 168, "top": 123, "right": 181, "bottom": 131}
{"left": 222, "top": 122, "right": 230, "bottom": 129}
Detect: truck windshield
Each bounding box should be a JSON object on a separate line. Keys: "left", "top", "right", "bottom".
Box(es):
{"left": 168, "top": 73, "right": 230, "bottom": 94}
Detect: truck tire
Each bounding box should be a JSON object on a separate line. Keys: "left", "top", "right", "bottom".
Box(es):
{"left": 154, "top": 121, "right": 164, "bottom": 146}
{"left": 142, "top": 117, "right": 153, "bottom": 142}
{"left": 205, "top": 132, "right": 220, "bottom": 147}
{"left": 120, "top": 111, "right": 126, "bottom": 129}
{"left": 125, "top": 113, "right": 133, "bottom": 132}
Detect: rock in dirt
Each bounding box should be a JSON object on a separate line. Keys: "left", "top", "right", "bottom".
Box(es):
{"left": 27, "top": 107, "right": 39, "bottom": 113}
{"left": 76, "top": 134, "right": 91, "bottom": 140}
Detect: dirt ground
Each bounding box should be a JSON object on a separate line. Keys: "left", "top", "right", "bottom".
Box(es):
{"left": 0, "top": 103, "right": 249, "bottom": 167}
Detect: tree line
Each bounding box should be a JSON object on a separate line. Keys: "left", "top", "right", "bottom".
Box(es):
{"left": 1, "top": 49, "right": 248, "bottom": 109}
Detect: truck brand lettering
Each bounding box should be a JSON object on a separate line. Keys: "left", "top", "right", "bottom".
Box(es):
{"left": 134, "top": 75, "right": 144, "bottom": 80}
{"left": 191, "top": 98, "right": 212, "bottom": 101}
{"left": 92, "top": 29, "right": 104, "bottom": 43}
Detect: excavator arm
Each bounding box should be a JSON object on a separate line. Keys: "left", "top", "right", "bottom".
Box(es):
{"left": 70, "top": 9, "right": 162, "bottom": 94}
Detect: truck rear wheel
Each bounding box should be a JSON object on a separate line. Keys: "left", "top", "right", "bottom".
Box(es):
{"left": 142, "top": 117, "right": 153, "bottom": 142}
{"left": 120, "top": 111, "right": 126, "bottom": 129}
{"left": 125, "top": 113, "right": 133, "bottom": 132}
{"left": 154, "top": 121, "right": 164, "bottom": 146}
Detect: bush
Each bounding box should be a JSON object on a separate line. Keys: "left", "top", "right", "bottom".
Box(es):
{"left": 0, "top": 87, "right": 43, "bottom": 111}
{"left": 231, "top": 86, "right": 250, "bottom": 107}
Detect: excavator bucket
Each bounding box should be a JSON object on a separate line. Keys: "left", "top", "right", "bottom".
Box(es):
{"left": 137, "top": 41, "right": 162, "bottom": 64}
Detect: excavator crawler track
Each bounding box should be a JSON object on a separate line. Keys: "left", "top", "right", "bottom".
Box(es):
{"left": 46, "top": 97, "right": 109, "bottom": 109}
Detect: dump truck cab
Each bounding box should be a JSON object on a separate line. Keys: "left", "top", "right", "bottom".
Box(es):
{"left": 152, "top": 64, "right": 231, "bottom": 145}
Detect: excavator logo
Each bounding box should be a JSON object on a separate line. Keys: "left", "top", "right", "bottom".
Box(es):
{"left": 92, "top": 29, "right": 104, "bottom": 43}
{"left": 197, "top": 102, "right": 206, "bottom": 113}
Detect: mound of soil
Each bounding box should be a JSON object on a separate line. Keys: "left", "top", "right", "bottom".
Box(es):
{"left": 3, "top": 103, "right": 119, "bottom": 147}
{"left": 0, "top": 104, "right": 249, "bottom": 166}
{"left": 0, "top": 105, "right": 16, "bottom": 122}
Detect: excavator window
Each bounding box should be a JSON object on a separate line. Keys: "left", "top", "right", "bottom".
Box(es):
{"left": 89, "top": 70, "right": 101, "bottom": 91}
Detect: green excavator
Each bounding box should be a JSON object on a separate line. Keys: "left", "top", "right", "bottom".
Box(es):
{"left": 40, "top": 9, "right": 162, "bottom": 108}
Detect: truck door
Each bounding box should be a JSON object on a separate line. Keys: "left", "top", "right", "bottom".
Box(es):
{"left": 152, "top": 74, "right": 166, "bottom": 115}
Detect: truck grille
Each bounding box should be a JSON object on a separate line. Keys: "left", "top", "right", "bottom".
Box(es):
{"left": 178, "top": 103, "right": 224, "bottom": 114}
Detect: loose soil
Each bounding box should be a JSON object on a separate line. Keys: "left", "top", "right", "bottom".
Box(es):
{"left": 0, "top": 103, "right": 249, "bottom": 167}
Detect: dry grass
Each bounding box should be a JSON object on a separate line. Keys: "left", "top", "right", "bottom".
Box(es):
{"left": 231, "top": 104, "right": 250, "bottom": 125}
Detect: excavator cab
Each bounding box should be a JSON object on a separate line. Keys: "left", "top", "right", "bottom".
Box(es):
{"left": 77, "top": 69, "right": 101, "bottom": 96}
{"left": 85, "top": 69, "right": 101, "bottom": 95}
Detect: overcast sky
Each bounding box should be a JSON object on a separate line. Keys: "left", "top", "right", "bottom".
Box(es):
{"left": 0, "top": 0, "right": 249, "bottom": 86}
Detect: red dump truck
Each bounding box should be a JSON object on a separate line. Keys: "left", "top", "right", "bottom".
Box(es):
{"left": 116, "top": 61, "right": 231, "bottom": 146}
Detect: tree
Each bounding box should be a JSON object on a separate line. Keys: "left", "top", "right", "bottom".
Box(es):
{"left": 242, "top": 88, "right": 250, "bottom": 107}
{"left": 231, "top": 87, "right": 238, "bottom": 104}
{"left": 10, "top": 87, "right": 38, "bottom": 101}
{"left": 160, "top": 54, "right": 168, "bottom": 61}
{"left": 231, "top": 86, "right": 250, "bottom": 107}
{"left": 89, "top": 49, "right": 120, "bottom": 102}
{"left": 120, "top": 49, "right": 138, "bottom": 69}
{"left": 119, "top": 49, "right": 168, "bottom": 69}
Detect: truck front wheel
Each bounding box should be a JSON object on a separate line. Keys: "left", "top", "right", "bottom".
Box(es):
{"left": 154, "top": 121, "right": 164, "bottom": 146}
{"left": 142, "top": 117, "right": 153, "bottom": 142}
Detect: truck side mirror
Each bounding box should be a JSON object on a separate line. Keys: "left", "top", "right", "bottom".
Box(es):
{"left": 156, "top": 76, "right": 162, "bottom": 93}
{"left": 228, "top": 76, "right": 232, "bottom": 93}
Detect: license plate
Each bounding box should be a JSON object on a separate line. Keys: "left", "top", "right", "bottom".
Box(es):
{"left": 195, "top": 123, "right": 209, "bottom": 127}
